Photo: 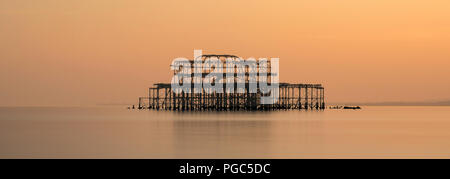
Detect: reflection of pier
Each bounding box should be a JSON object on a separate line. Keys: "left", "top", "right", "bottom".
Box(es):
{"left": 137, "top": 54, "right": 325, "bottom": 111}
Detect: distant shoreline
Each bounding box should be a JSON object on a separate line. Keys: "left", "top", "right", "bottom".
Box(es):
{"left": 1, "top": 101, "right": 450, "bottom": 108}
{"left": 328, "top": 101, "right": 450, "bottom": 106}
{"left": 4, "top": 103, "right": 448, "bottom": 108}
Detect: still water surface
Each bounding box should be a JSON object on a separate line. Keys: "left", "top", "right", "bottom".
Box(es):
{"left": 1, "top": 106, "right": 450, "bottom": 158}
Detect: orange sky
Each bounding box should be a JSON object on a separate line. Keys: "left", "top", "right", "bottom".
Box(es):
{"left": 1, "top": 0, "right": 450, "bottom": 106}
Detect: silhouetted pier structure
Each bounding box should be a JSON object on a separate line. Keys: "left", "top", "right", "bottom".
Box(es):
{"left": 137, "top": 54, "right": 325, "bottom": 111}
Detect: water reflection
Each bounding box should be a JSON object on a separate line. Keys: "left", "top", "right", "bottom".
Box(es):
{"left": 168, "top": 111, "right": 325, "bottom": 158}
{"left": 3, "top": 107, "right": 450, "bottom": 158}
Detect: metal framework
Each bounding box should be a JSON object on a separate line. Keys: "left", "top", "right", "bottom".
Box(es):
{"left": 137, "top": 55, "right": 325, "bottom": 111}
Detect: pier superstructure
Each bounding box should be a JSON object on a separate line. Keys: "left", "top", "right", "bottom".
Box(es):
{"left": 137, "top": 54, "right": 325, "bottom": 111}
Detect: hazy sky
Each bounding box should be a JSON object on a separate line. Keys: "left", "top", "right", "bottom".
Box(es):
{"left": 1, "top": 0, "right": 450, "bottom": 106}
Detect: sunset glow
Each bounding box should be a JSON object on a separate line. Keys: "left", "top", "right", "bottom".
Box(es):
{"left": 1, "top": 0, "right": 450, "bottom": 106}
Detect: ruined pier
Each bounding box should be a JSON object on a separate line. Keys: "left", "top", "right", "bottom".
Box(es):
{"left": 137, "top": 54, "right": 325, "bottom": 111}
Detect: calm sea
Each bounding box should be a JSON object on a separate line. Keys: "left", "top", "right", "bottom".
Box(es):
{"left": 1, "top": 106, "right": 450, "bottom": 158}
